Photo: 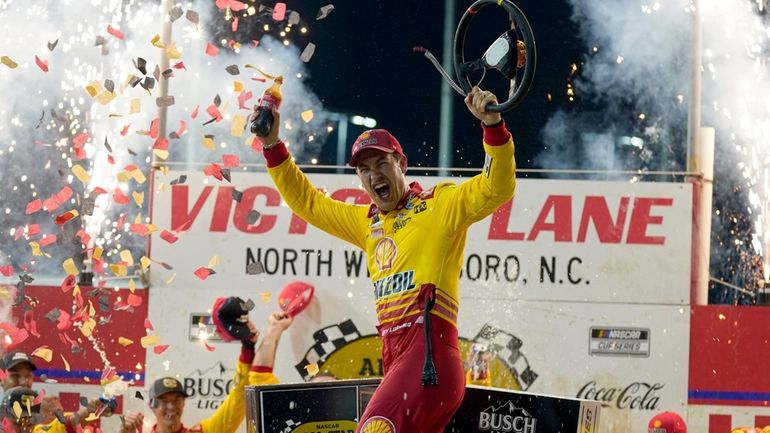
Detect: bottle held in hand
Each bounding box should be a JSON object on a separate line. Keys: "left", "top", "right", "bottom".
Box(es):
{"left": 250, "top": 75, "right": 284, "bottom": 137}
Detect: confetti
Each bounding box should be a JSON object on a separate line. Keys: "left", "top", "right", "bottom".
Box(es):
{"left": 159, "top": 230, "right": 178, "bottom": 244}
{"left": 204, "top": 341, "right": 216, "bottom": 352}
{"left": 288, "top": 11, "right": 300, "bottom": 25}
{"left": 205, "top": 43, "right": 219, "bottom": 57}
{"left": 193, "top": 267, "right": 215, "bottom": 280}
{"left": 247, "top": 210, "right": 261, "bottom": 225}
{"left": 61, "top": 354, "right": 70, "bottom": 372}
{"left": 153, "top": 345, "right": 170, "bottom": 354}
{"left": 202, "top": 134, "right": 215, "bottom": 150}
{"left": 104, "top": 78, "right": 115, "bottom": 93}
{"left": 107, "top": 25, "right": 125, "bottom": 40}
{"left": 62, "top": 258, "right": 79, "bottom": 276}
{"left": 169, "top": 175, "right": 187, "bottom": 185}
{"left": 132, "top": 191, "right": 145, "bottom": 207}
{"left": 225, "top": 65, "right": 240, "bottom": 75}
{"left": 140, "top": 334, "right": 160, "bottom": 348}
{"left": 169, "top": 6, "right": 183, "bottom": 21}
{"left": 72, "top": 165, "right": 91, "bottom": 184}
{"left": 1, "top": 55, "right": 18, "bottom": 69}
{"left": 47, "top": 39, "right": 59, "bottom": 51}
{"left": 304, "top": 362, "right": 320, "bottom": 377}
{"left": 208, "top": 255, "right": 220, "bottom": 268}
{"left": 232, "top": 189, "right": 243, "bottom": 202}
{"left": 273, "top": 2, "right": 287, "bottom": 21}
{"left": 129, "top": 98, "right": 141, "bottom": 114}
{"left": 35, "top": 55, "right": 49, "bottom": 72}
{"left": 26, "top": 199, "right": 42, "bottom": 214}
{"left": 127, "top": 293, "right": 142, "bottom": 307}
{"left": 32, "top": 346, "right": 53, "bottom": 363}
{"left": 144, "top": 318, "right": 154, "bottom": 331}
{"left": 222, "top": 154, "right": 240, "bottom": 167}
{"left": 118, "top": 337, "right": 134, "bottom": 347}
{"left": 156, "top": 95, "right": 175, "bottom": 107}
{"left": 260, "top": 292, "right": 271, "bottom": 303}
{"left": 316, "top": 4, "right": 334, "bottom": 20}
{"left": 216, "top": 0, "right": 246, "bottom": 11}
{"left": 231, "top": 114, "right": 246, "bottom": 137}
{"left": 246, "top": 261, "right": 264, "bottom": 275}
{"left": 237, "top": 90, "right": 253, "bottom": 110}
{"left": 301, "top": 110, "right": 314, "bottom": 123}
{"left": 300, "top": 43, "right": 316, "bottom": 63}
{"left": 140, "top": 256, "right": 152, "bottom": 271}
{"left": 186, "top": 10, "right": 199, "bottom": 25}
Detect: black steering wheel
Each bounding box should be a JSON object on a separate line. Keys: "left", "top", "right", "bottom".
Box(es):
{"left": 453, "top": 0, "right": 536, "bottom": 113}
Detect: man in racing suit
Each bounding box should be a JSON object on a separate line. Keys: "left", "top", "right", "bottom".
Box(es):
{"left": 254, "top": 86, "right": 516, "bottom": 433}
{"left": 118, "top": 321, "right": 260, "bottom": 433}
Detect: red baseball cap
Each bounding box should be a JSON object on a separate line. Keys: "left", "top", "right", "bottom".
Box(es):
{"left": 348, "top": 129, "right": 406, "bottom": 167}
{"left": 648, "top": 411, "right": 686, "bottom": 433}
{"left": 278, "top": 281, "right": 315, "bottom": 317}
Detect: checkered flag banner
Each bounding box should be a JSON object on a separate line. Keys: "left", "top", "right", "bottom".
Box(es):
{"left": 471, "top": 323, "right": 538, "bottom": 391}
{"left": 282, "top": 419, "right": 302, "bottom": 433}
{"left": 295, "top": 319, "right": 362, "bottom": 379}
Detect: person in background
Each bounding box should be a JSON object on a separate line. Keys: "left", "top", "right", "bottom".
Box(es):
{"left": 1, "top": 352, "right": 35, "bottom": 390}
{"left": 254, "top": 85, "right": 516, "bottom": 433}
{"left": 119, "top": 308, "right": 260, "bottom": 433}
{"left": 0, "top": 387, "right": 40, "bottom": 433}
{"left": 648, "top": 411, "right": 686, "bottom": 433}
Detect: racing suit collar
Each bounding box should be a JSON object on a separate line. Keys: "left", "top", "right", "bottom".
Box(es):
{"left": 367, "top": 182, "right": 423, "bottom": 217}
{"left": 150, "top": 424, "right": 188, "bottom": 433}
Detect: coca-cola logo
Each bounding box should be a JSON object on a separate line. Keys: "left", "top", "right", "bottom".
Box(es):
{"left": 576, "top": 381, "right": 663, "bottom": 410}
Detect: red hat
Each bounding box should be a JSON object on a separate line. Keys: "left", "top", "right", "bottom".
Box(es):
{"left": 349, "top": 129, "right": 406, "bottom": 167}
{"left": 211, "top": 296, "right": 254, "bottom": 342}
{"left": 278, "top": 281, "right": 315, "bottom": 317}
{"left": 648, "top": 411, "right": 686, "bottom": 433}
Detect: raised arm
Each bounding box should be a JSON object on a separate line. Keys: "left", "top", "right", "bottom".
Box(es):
{"left": 435, "top": 86, "right": 516, "bottom": 232}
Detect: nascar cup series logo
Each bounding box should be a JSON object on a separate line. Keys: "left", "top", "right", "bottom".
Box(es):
{"left": 478, "top": 401, "right": 537, "bottom": 433}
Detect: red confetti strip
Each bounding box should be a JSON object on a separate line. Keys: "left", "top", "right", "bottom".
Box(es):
{"left": 73, "top": 132, "right": 90, "bottom": 147}
{"left": 0, "top": 265, "right": 13, "bottom": 277}
{"left": 222, "top": 154, "right": 240, "bottom": 167}
{"left": 205, "top": 43, "right": 219, "bottom": 57}
{"left": 204, "top": 341, "right": 216, "bottom": 352}
{"left": 113, "top": 189, "right": 130, "bottom": 205}
{"left": 26, "top": 199, "right": 43, "bottom": 214}
{"left": 35, "top": 55, "right": 49, "bottom": 72}
{"left": 153, "top": 137, "right": 169, "bottom": 150}
{"left": 173, "top": 61, "right": 186, "bottom": 70}
{"left": 193, "top": 267, "right": 214, "bottom": 280}
{"left": 107, "top": 25, "right": 125, "bottom": 40}
{"left": 120, "top": 124, "right": 131, "bottom": 136}
{"left": 149, "top": 118, "right": 160, "bottom": 138}
{"left": 127, "top": 293, "right": 143, "bottom": 307}
{"left": 153, "top": 345, "right": 170, "bottom": 354}
{"left": 23, "top": 310, "right": 40, "bottom": 338}
{"left": 237, "top": 90, "right": 253, "bottom": 110}
{"left": 117, "top": 212, "right": 127, "bottom": 227}
{"left": 76, "top": 229, "right": 90, "bottom": 246}
{"left": 61, "top": 275, "right": 76, "bottom": 292}
{"left": 273, "top": 2, "right": 286, "bottom": 21}
{"left": 56, "top": 186, "right": 73, "bottom": 202}
{"left": 54, "top": 210, "right": 78, "bottom": 225}
{"left": 176, "top": 120, "right": 187, "bottom": 137}
{"left": 203, "top": 163, "right": 224, "bottom": 181}
{"left": 206, "top": 104, "right": 223, "bottom": 122}
{"left": 191, "top": 105, "right": 199, "bottom": 119}
{"left": 56, "top": 310, "right": 71, "bottom": 330}
{"left": 92, "top": 186, "right": 109, "bottom": 195}
{"left": 130, "top": 223, "right": 150, "bottom": 237}
{"left": 144, "top": 318, "right": 154, "bottom": 331}
{"left": 251, "top": 136, "right": 264, "bottom": 152}
{"left": 232, "top": 16, "right": 239, "bottom": 32}
{"left": 0, "top": 323, "right": 29, "bottom": 347}
{"left": 39, "top": 234, "right": 57, "bottom": 247}
{"left": 159, "top": 230, "right": 178, "bottom": 244}
{"left": 26, "top": 224, "right": 41, "bottom": 237}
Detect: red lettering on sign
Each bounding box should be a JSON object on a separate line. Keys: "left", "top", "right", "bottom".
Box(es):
{"left": 234, "top": 186, "right": 280, "bottom": 233}
{"left": 627, "top": 198, "right": 672, "bottom": 245}
{"left": 488, "top": 199, "right": 525, "bottom": 240}
{"left": 171, "top": 186, "right": 213, "bottom": 231}
{"left": 527, "top": 195, "right": 572, "bottom": 242}
{"left": 577, "top": 196, "right": 630, "bottom": 243}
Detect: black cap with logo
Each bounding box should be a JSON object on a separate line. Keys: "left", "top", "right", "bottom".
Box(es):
{"left": 148, "top": 377, "right": 190, "bottom": 404}
{"left": 1, "top": 352, "right": 37, "bottom": 371}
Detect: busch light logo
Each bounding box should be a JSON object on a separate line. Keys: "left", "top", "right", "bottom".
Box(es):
{"left": 478, "top": 401, "right": 537, "bottom": 433}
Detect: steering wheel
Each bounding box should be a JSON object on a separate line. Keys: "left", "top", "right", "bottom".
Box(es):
{"left": 453, "top": 0, "right": 536, "bottom": 113}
